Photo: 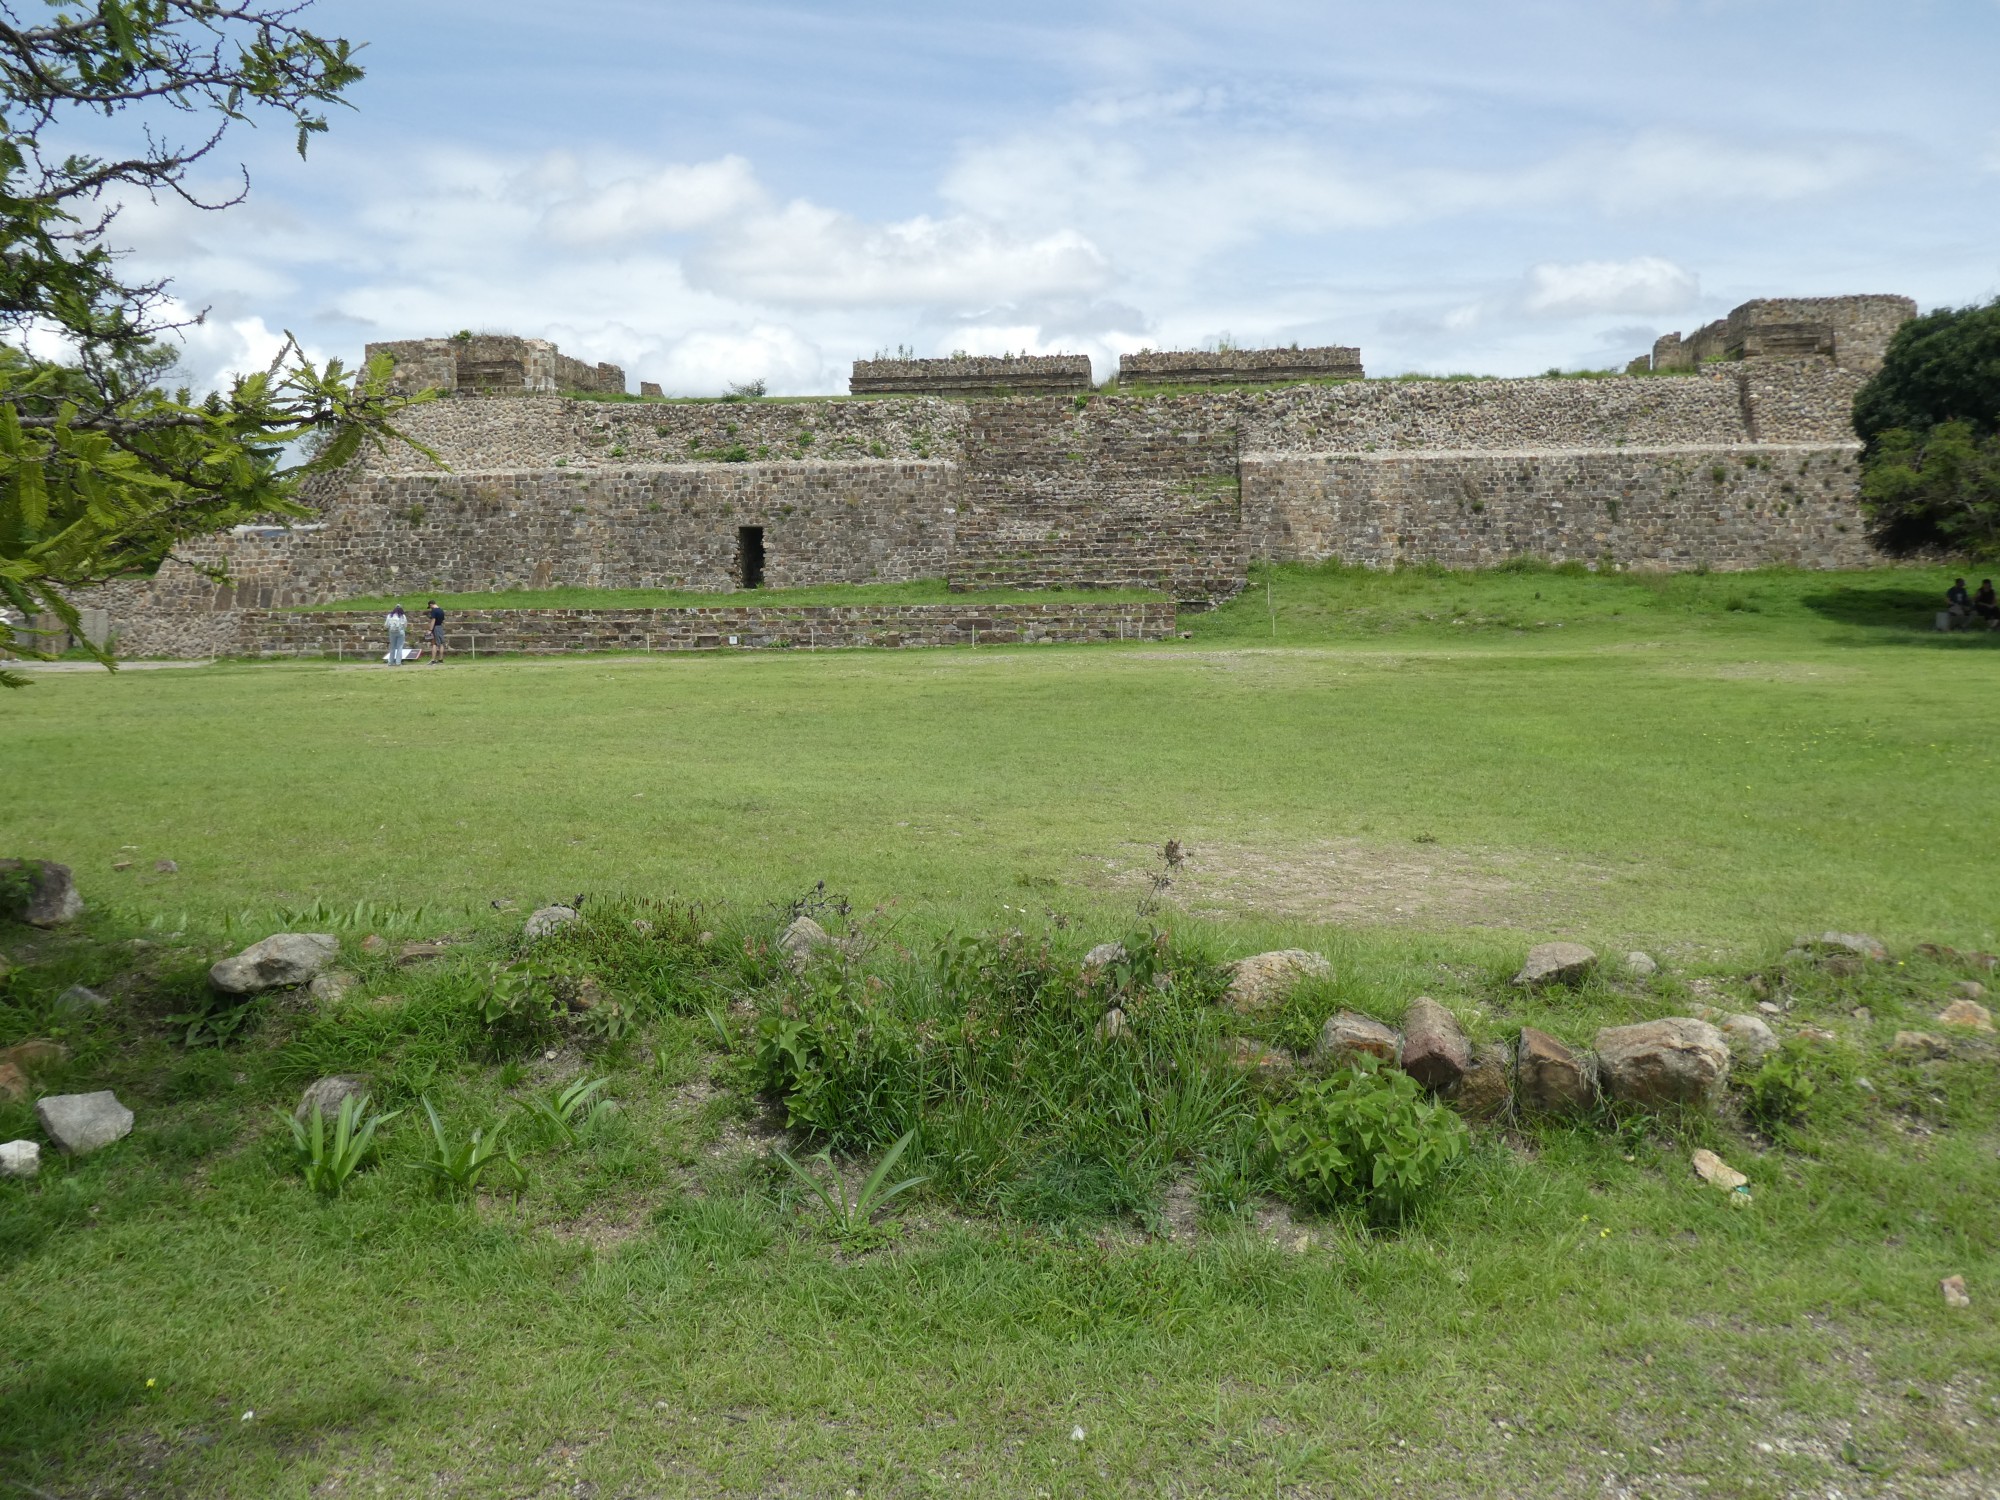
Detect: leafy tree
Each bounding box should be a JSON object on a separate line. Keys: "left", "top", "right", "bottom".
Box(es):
{"left": 0, "top": 1, "right": 430, "bottom": 686}
{"left": 1853, "top": 298, "right": 2000, "bottom": 557}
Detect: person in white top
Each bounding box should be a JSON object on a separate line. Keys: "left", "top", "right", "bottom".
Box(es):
{"left": 386, "top": 605, "right": 408, "bottom": 664}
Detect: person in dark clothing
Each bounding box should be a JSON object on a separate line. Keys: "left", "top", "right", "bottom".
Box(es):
{"left": 426, "top": 600, "right": 447, "bottom": 663}
{"left": 1976, "top": 580, "right": 1999, "bottom": 628}
{"left": 1945, "top": 578, "right": 1973, "bottom": 629}
{"left": 1947, "top": 578, "right": 1971, "bottom": 609}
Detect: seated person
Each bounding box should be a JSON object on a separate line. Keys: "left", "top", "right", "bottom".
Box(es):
{"left": 1976, "top": 579, "right": 1999, "bottom": 627}
{"left": 1946, "top": 578, "right": 1973, "bottom": 626}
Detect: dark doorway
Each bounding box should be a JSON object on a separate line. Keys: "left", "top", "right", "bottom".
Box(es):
{"left": 738, "top": 526, "right": 765, "bottom": 589}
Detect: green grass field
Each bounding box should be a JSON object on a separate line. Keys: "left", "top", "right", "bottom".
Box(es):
{"left": 3, "top": 563, "right": 1997, "bottom": 1497}
{"left": 300, "top": 579, "right": 1167, "bottom": 613}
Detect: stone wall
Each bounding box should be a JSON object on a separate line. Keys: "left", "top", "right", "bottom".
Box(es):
{"left": 950, "top": 396, "right": 1246, "bottom": 603}
{"left": 160, "top": 462, "right": 954, "bottom": 607}
{"left": 848, "top": 355, "right": 1092, "bottom": 396}
{"left": 237, "top": 600, "right": 1176, "bottom": 657}
{"left": 1118, "top": 346, "right": 1364, "bottom": 385}
{"left": 1650, "top": 296, "right": 1915, "bottom": 375}
{"left": 367, "top": 335, "right": 626, "bottom": 396}
{"left": 367, "top": 395, "right": 966, "bottom": 474}
{"left": 1243, "top": 444, "right": 1870, "bottom": 571}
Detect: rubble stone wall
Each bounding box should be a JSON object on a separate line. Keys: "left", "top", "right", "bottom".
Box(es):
{"left": 1119, "top": 346, "right": 1364, "bottom": 384}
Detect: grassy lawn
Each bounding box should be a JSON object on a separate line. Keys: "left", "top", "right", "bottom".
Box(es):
{"left": 3, "top": 563, "right": 1998, "bottom": 1496}
{"left": 297, "top": 580, "right": 1168, "bottom": 614}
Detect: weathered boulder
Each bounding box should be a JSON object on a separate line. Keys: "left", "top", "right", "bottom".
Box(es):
{"left": 778, "top": 915, "right": 832, "bottom": 970}
{"left": 1, "top": 1039, "right": 68, "bottom": 1075}
{"left": 1401, "top": 996, "right": 1471, "bottom": 1093}
{"left": 1938, "top": 999, "right": 1994, "bottom": 1033}
{"left": 1081, "top": 941, "right": 1127, "bottom": 973}
{"left": 0, "top": 859, "right": 84, "bottom": 927}
{"left": 1513, "top": 943, "right": 1597, "bottom": 988}
{"left": 294, "top": 1075, "right": 368, "bottom": 1124}
{"left": 1712, "top": 1012, "right": 1779, "bottom": 1068}
{"left": 1224, "top": 950, "right": 1332, "bottom": 1012}
{"left": 154, "top": 858, "right": 179, "bottom": 874}
{"left": 1315, "top": 1011, "right": 1401, "bottom": 1068}
{"left": 209, "top": 933, "right": 338, "bottom": 995}
{"left": 35, "top": 1091, "right": 133, "bottom": 1154}
{"left": 1798, "top": 931, "right": 1888, "bottom": 962}
{"left": 523, "top": 905, "right": 581, "bottom": 940}
{"left": 1516, "top": 1028, "right": 1597, "bottom": 1115}
{"left": 0, "top": 1062, "right": 26, "bottom": 1104}
{"left": 54, "top": 984, "right": 109, "bottom": 1017}
{"left": 1456, "top": 1040, "right": 1515, "bottom": 1121}
{"left": 1625, "top": 951, "right": 1659, "bottom": 978}
{"left": 0, "top": 1139, "right": 39, "bottom": 1178}
{"left": 1891, "top": 1030, "right": 1950, "bottom": 1059}
{"left": 1095, "top": 1007, "right": 1129, "bottom": 1042}
{"left": 396, "top": 939, "right": 451, "bottom": 965}
{"left": 1594, "top": 1018, "right": 1731, "bottom": 1110}
{"left": 308, "top": 970, "right": 359, "bottom": 1004}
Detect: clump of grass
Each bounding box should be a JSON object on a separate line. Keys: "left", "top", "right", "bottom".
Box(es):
{"left": 284, "top": 1093, "right": 400, "bottom": 1197}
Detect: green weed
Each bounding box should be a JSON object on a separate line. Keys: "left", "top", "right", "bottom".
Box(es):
{"left": 284, "top": 1093, "right": 400, "bottom": 1197}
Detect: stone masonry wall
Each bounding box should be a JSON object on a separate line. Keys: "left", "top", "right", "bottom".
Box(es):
{"left": 950, "top": 396, "right": 1245, "bottom": 603}
{"left": 238, "top": 600, "right": 1176, "bottom": 657}
{"left": 1244, "top": 444, "right": 1870, "bottom": 571}
{"left": 367, "top": 335, "right": 626, "bottom": 395}
{"left": 1118, "top": 347, "right": 1364, "bottom": 384}
{"left": 849, "top": 355, "right": 1092, "bottom": 396}
{"left": 368, "top": 395, "right": 967, "bottom": 474}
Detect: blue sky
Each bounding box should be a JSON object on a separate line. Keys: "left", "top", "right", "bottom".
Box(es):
{"left": 109, "top": 0, "right": 2000, "bottom": 394}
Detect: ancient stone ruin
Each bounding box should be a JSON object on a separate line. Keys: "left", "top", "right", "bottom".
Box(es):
{"left": 72, "top": 292, "right": 1914, "bottom": 659}
{"left": 849, "top": 354, "right": 1093, "bottom": 397}
{"left": 1635, "top": 295, "right": 1914, "bottom": 375}
{"left": 1118, "top": 345, "right": 1364, "bottom": 385}
{"left": 366, "top": 333, "right": 626, "bottom": 397}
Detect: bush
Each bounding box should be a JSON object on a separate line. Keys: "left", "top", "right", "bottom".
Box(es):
{"left": 1745, "top": 1040, "right": 1819, "bottom": 1133}
{"left": 1263, "top": 1063, "right": 1468, "bottom": 1222}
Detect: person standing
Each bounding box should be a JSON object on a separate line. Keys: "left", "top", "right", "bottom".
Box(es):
{"left": 426, "top": 599, "right": 447, "bottom": 663}
{"left": 386, "top": 604, "right": 408, "bottom": 665}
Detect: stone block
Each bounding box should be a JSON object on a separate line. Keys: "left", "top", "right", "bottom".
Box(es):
{"left": 1400, "top": 996, "right": 1471, "bottom": 1093}
{"left": 1224, "top": 950, "right": 1332, "bottom": 1012}
{"left": 1455, "top": 1040, "right": 1515, "bottom": 1121}
{"left": 1516, "top": 1028, "right": 1596, "bottom": 1115}
{"left": 1316, "top": 1011, "right": 1401, "bottom": 1068}
{"left": 1513, "top": 943, "right": 1597, "bottom": 987}
{"left": 1593, "top": 1018, "right": 1731, "bottom": 1110}
{"left": 0, "top": 1140, "right": 39, "bottom": 1178}
{"left": 0, "top": 859, "right": 84, "bottom": 927}
{"left": 209, "top": 933, "right": 339, "bottom": 994}
{"left": 36, "top": 1091, "right": 133, "bottom": 1154}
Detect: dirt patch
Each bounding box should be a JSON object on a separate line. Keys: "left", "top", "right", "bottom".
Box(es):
{"left": 1092, "top": 837, "right": 1620, "bottom": 929}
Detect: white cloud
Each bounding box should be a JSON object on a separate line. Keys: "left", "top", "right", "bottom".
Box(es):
{"left": 687, "top": 202, "right": 1113, "bottom": 307}
{"left": 1521, "top": 256, "right": 1699, "bottom": 316}
{"left": 540, "top": 154, "right": 765, "bottom": 244}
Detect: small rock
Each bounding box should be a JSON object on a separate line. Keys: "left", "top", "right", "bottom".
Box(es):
{"left": 1794, "top": 1025, "right": 1837, "bottom": 1042}
{"left": 0, "top": 859, "right": 84, "bottom": 927}
{"left": 111, "top": 860, "right": 132, "bottom": 872}
{"left": 1712, "top": 1013, "right": 1779, "bottom": 1068}
{"left": 1951, "top": 980, "right": 1987, "bottom": 1001}
{"left": 1095, "top": 1007, "right": 1128, "bottom": 1042}
{"left": 1691, "top": 1148, "right": 1748, "bottom": 1191}
{"left": 1081, "top": 940, "right": 1127, "bottom": 972}
{"left": 524, "top": 905, "right": 582, "bottom": 941}
{"left": 294, "top": 1076, "right": 368, "bottom": 1124}
{"left": 1938, "top": 999, "right": 1994, "bottom": 1032}
{"left": 0, "top": 1062, "right": 26, "bottom": 1104}
{"left": 1516, "top": 1027, "right": 1597, "bottom": 1115}
{"left": 565, "top": 975, "right": 605, "bottom": 1012}
{"left": 154, "top": 859, "right": 178, "bottom": 874}
{"left": 1625, "top": 951, "right": 1659, "bottom": 978}
{"left": 35, "top": 1091, "right": 133, "bottom": 1155}
{"left": 360, "top": 934, "right": 388, "bottom": 954}
{"left": 209, "top": 933, "right": 338, "bottom": 994}
{"left": 1455, "top": 1039, "right": 1515, "bottom": 1121}
{"left": 1942, "top": 1275, "right": 1971, "bottom": 1309}
{"left": 1890, "top": 1031, "right": 1950, "bottom": 1059}
{"left": 54, "top": 984, "right": 109, "bottom": 1017}
{"left": 1800, "top": 931, "right": 1888, "bottom": 961}
{"left": 1757, "top": 1000, "right": 1783, "bottom": 1015}
{"left": 1223, "top": 949, "right": 1332, "bottom": 1011}
{"left": 1221, "top": 1037, "right": 1294, "bottom": 1084}
{"left": 395, "top": 939, "right": 451, "bottom": 965}
{"left": 630, "top": 919, "right": 653, "bottom": 935}
{"left": 0, "top": 1139, "right": 39, "bottom": 1178}
{"left": 1595, "top": 1019, "right": 1731, "bottom": 1109}
{"left": 1852, "top": 1006, "right": 1872, "bottom": 1024}
{"left": 1513, "top": 942, "right": 1597, "bottom": 988}
{"left": 308, "top": 970, "right": 359, "bottom": 1004}
{"left": 1746, "top": 973, "right": 1770, "bottom": 999}
{"left": 1401, "top": 996, "right": 1471, "bottom": 1093}
{"left": 777, "top": 915, "right": 832, "bottom": 970}
{"left": 1315, "top": 1010, "right": 1401, "bottom": 1068}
